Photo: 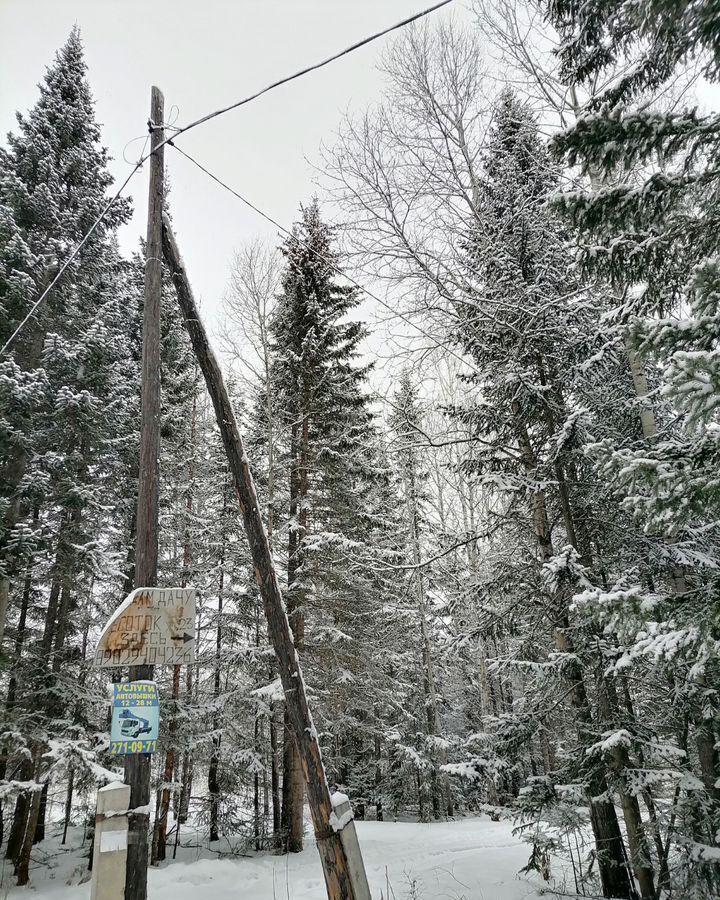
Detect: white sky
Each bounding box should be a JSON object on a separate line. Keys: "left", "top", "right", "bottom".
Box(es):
{"left": 0, "top": 0, "right": 467, "bottom": 337}
{"left": 3, "top": 0, "right": 717, "bottom": 385}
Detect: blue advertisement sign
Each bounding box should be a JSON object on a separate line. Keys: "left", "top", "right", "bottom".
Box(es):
{"left": 110, "top": 681, "right": 160, "bottom": 755}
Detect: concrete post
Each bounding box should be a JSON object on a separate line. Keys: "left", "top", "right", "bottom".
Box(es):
{"left": 330, "top": 793, "right": 372, "bottom": 900}
{"left": 91, "top": 781, "right": 131, "bottom": 900}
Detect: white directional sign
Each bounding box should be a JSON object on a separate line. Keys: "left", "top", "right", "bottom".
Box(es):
{"left": 94, "top": 587, "right": 196, "bottom": 668}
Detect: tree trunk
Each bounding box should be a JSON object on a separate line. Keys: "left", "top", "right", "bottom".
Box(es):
{"left": 16, "top": 783, "right": 42, "bottom": 886}
{"left": 62, "top": 767, "right": 74, "bottom": 845}
{"left": 6, "top": 763, "right": 31, "bottom": 865}
{"left": 208, "top": 743, "right": 220, "bottom": 844}
{"left": 374, "top": 732, "right": 384, "bottom": 822}
{"left": 208, "top": 539, "right": 225, "bottom": 844}
{"left": 33, "top": 782, "right": 48, "bottom": 844}
{"left": 179, "top": 642, "right": 195, "bottom": 825}
{"left": 514, "top": 409, "right": 634, "bottom": 899}
{"left": 177, "top": 656, "right": 194, "bottom": 829}
{"left": 6, "top": 528, "right": 35, "bottom": 711}
{"left": 281, "top": 400, "right": 308, "bottom": 852}
{"left": 40, "top": 565, "right": 62, "bottom": 656}
{"left": 50, "top": 582, "right": 73, "bottom": 674}
{"left": 151, "top": 664, "right": 180, "bottom": 864}
{"left": 0, "top": 538, "right": 36, "bottom": 848}
{"left": 254, "top": 597, "right": 263, "bottom": 850}
{"left": 281, "top": 707, "right": 305, "bottom": 852}
{"left": 254, "top": 716, "right": 262, "bottom": 851}
{"left": 269, "top": 700, "right": 282, "bottom": 844}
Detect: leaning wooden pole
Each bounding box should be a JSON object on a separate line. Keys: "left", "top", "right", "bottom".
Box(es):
{"left": 161, "top": 215, "right": 369, "bottom": 900}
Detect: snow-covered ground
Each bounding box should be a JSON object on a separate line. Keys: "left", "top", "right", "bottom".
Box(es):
{"left": 1, "top": 817, "right": 549, "bottom": 900}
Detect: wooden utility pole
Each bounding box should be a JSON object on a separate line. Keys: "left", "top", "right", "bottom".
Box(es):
{"left": 125, "top": 85, "right": 164, "bottom": 900}
{"left": 162, "top": 217, "right": 371, "bottom": 900}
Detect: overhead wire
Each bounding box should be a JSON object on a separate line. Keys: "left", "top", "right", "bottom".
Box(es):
{"left": 152, "top": 0, "right": 455, "bottom": 152}
{"left": 0, "top": 0, "right": 455, "bottom": 357}
{"left": 122, "top": 132, "right": 151, "bottom": 165}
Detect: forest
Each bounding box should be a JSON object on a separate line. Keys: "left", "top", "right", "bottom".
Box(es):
{"left": 1, "top": 1, "right": 720, "bottom": 899}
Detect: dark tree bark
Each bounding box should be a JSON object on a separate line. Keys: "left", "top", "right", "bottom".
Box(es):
{"left": 125, "top": 85, "right": 164, "bottom": 900}
{"left": 0, "top": 535, "right": 35, "bottom": 848}
{"left": 151, "top": 664, "right": 180, "bottom": 864}
{"left": 16, "top": 783, "right": 42, "bottom": 886}
{"left": 62, "top": 767, "right": 75, "bottom": 846}
{"left": 281, "top": 707, "right": 305, "bottom": 851}
{"left": 33, "top": 783, "right": 48, "bottom": 844}
{"left": 178, "top": 663, "right": 194, "bottom": 828}
{"left": 208, "top": 532, "right": 225, "bottom": 844}
{"left": 280, "top": 410, "right": 309, "bottom": 852}
{"left": 5, "top": 759, "right": 32, "bottom": 865}
{"left": 269, "top": 699, "right": 282, "bottom": 844}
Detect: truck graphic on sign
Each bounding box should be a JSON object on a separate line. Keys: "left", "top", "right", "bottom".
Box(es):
{"left": 118, "top": 709, "right": 153, "bottom": 739}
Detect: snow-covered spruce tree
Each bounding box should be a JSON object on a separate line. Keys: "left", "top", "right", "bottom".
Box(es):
{"left": 546, "top": 0, "right": 720, "bottom": 892}
{"left": 444, "top": 90, "right": 658, "bottom": 898}
{"left": 0, "top": 30, "right": 138, "bottom": 884}
{"left": 0, "top": 27, "right": 131, "bottom": 648}
{"left": 267, "top": 200, "right": 399, "bottom": 850}
{"left": 0, "top": 251, "right": 140, "bottom": 883}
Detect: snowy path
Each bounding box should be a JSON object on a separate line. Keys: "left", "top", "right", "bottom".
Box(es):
{"left": 4, "top": 817, "right": 546, "bottom": 900}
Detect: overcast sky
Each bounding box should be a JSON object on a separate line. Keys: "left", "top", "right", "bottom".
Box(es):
{"left": 4, "top": 0, "right": 718, "bottom": 376}
{"left": 0, "top": 0, "right": 468, "bottom": 337}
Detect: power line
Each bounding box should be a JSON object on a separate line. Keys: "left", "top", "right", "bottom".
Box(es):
{"left": 154, "top": 0, "right": 455, "bottom": 153}
{"left": 168, "top": 141, "right": 477, "bottom": 377}
{"left": 1, "top": 0, "right": 454, "bottom": 357}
